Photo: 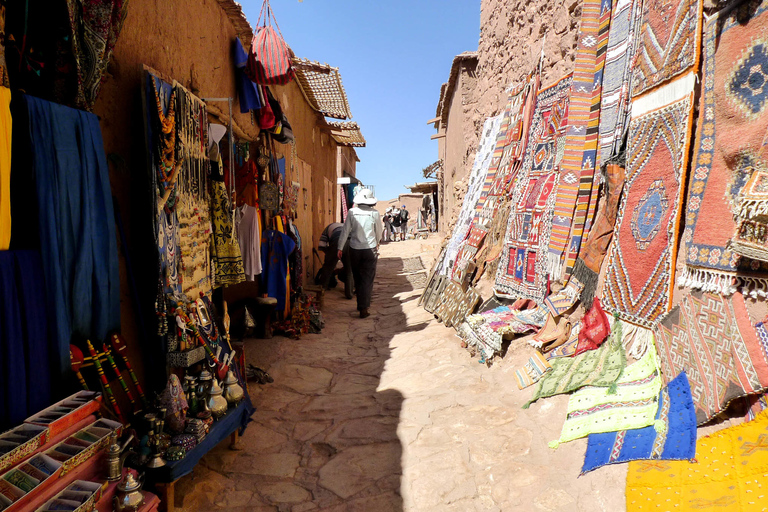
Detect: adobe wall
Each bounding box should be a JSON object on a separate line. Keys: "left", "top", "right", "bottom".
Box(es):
{"left": 93, "top": 0, "right": 337, "bottom": 386}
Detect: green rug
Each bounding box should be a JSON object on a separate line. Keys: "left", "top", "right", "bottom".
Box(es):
{"left": 550, "top": 341, "right": 661, "bottom": 447}
{"left": 524, "top": 322, "right": 627, "bottom": 409}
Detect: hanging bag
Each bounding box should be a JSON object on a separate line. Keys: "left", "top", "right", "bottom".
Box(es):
{"left": 247, "top": 0, "right": 295, "bottom": 86}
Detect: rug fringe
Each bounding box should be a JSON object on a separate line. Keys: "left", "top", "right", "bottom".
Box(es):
{"left": 631, "top": 72, "right": 696, "bottom": 118}
{"left": 676, "top": 267, "right": 739, "bottom": 295}
{"left": 621, "top": 323, "right": 654, "bottom": 360}
{"left": 547, "top": 253, "right": 564, "bottom": 282}
{"left": 572, "top": 258, "right": 599, "bottom": 305}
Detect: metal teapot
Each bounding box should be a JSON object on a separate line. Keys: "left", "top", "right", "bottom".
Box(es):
{"left": 113, "top": 472, "right": 145, "bottom": 512}
{"left": 222, "top": 370, "right": 244, "bottom": 406}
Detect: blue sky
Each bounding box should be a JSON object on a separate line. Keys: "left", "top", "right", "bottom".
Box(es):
{"left": 241, "top": 0, "right": 480, "bottom": 202}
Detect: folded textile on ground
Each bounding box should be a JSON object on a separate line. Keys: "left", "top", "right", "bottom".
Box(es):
{"left": 581, "top": 371, "right": 696, "bottom": 474}
{"left": 551, "top": 340, "right": 661, "bottom": 447}
{"left": 626, "top": 409, "right": 768, "bottom": 511}
{"left": 524, "top": 329, "right": 626, "bottom": 409}
{"left": 546, "top": 323, "right": 581, "bottom": 360}
{"left": 654, "top": 289, "right": 768, "bottom": 424}
{"left": 515, "top": 351, "right": 552, "bottom": 390}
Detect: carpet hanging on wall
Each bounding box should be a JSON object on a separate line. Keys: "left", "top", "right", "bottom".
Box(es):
{"left": 602, "top": 73, "right": 696, "bottom": 327}
{"left": 494, "top": 75, "right": 571, "bottom": 302}
{"left": 653, "top": 289, "right": 768, "bottom": 425}
{"left": 680, "top": 0, "right": 768, "bottom": 294}
{"left": 437, "top": 114, "right": 503, "bottom": 277}
{"left": 630, "top": 0, "right": 702, "bottom": 97}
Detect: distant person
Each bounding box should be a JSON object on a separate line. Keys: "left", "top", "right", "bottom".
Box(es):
{"left": 317, "top": 222, "right": 352, "bottom": 298}
{"left": 338, "top": 188, "right": 383, "bottom": 318}
{"left": 382, "top": 207, "right": 393, "bottom": 243}
{"left": 390, "top": 206, "right": 402, "bottom": 241}
{"left": 398, "top": 205, "right": 409, "bottom": 241}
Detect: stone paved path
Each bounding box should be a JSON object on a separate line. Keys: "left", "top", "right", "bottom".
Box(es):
{"left": 179, "top": 237, "right": 626, "bottom": 511}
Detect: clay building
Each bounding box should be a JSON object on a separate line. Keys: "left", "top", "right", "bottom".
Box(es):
{"left": 65, "top": 0, "right": 361, "bottom": 386}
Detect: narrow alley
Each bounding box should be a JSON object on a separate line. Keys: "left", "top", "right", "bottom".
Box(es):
{"left": 179, "top": 238, "right": 625, "bottom": 512}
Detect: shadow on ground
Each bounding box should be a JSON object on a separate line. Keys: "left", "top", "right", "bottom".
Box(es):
{"left": 176, "top": 248, "right": 429, "bottom": 511}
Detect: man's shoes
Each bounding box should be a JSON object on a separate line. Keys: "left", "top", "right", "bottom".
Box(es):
{"left": 360, "top": 308, "right": 370, "bottom": 318}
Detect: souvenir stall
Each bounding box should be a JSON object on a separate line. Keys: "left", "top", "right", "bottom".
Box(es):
{"left": 424, "top": 0, "right": 768, "bottom": 505}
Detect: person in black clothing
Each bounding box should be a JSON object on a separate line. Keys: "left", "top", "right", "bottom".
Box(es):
{"left": 398, "top": 205, "right": 409, "bottom": 241}
{"left": 390, "top": 207, "right": 402, "bottom": 241}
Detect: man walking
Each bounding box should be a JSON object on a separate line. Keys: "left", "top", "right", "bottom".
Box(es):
{"left": 382, "top": 207, "right": 393, "bottom": 243}
{"left": 338, "top": 188, "right": 382, "bottom": 318}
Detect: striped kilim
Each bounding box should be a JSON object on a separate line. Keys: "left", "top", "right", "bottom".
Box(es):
{"left": 547, "top": 0, "right": 604, "bottom": 274}
{"left": 597, "top": 0, "right": 644, "bottom": 167}
{"left": 602, "top": 74, "right": 696, "bottom": 327}
{"left": 563, "top": 0, "right": 614, "bottom": 276}
{"left": 495, "top": 75, "right": 572, "bottom": 302}
{"left": 630, "top": 0, "right": 702, "bottom": 98}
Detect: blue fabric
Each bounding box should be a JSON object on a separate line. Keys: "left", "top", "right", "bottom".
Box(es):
{"left": 581, "top": 371, "right": 697, "bottom": 475}
{"left": 0, "top": 250, "right": 52, "bottom": 430}
{"left": 234, "top": 37, "right": 262, "bottom": 114}
{"left": 0, "top": 252, "right": 27, "bottom": 430}
{"left": 260, "top": 230, "right": 296, "bottom": 312}
{"left": 25, "top": 95, "right": 120, "bottom": 376}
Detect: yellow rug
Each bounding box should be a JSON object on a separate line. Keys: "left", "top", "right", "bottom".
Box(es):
{"left": 627, "top": 409, "right": 768, "bottom": 510}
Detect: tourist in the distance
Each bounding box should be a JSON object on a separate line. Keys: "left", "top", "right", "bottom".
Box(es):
{"left": 398, "top": 205, "right": 409, "bottom": 241}
{"left": 337, "top": 189, "right": 383, "bottom": 318}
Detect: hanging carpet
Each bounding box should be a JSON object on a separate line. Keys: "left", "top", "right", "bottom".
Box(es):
{"left": 653, "top": 289, "right": 768, "bottom": 425}
{"left": 602, "top": 73, "right": 696, "bottom": 327}
{"left": 630, "top": 0, "right": 702, "bottom": 97}
{"left": 495, "top": 75, "right": 571, "bottom": 302}
{"left": 437, "top": 114, "right": 503, "bottom": 277}
{"left": 680, "top": 0, "right": 768, "bottom": 294}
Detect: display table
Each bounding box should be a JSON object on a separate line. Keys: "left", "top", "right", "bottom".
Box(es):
{"left": 147, "top": 402, "right": 253, "bottom": 512}
{"left": 7, "top": 415, "right": 158, "bottom": 511}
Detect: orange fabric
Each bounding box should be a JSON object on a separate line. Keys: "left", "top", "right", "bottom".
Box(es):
{"left": 0, "top": 86, "right": 11, "bottom": 250}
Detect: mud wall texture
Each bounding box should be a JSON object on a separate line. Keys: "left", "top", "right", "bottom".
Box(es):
{"left": 93, "top": 0, "right": 338, "bottom": 387}
{"left": 438, "top": 0, "right": 583, "bottom": 237}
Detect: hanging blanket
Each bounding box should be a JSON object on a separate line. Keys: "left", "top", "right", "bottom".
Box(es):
{"left": 549, "top": 0, "right": 607, "bottom": 271}
{"left": 681, "top": 0, "right": 768, "bottom": 294}
{"left": 731, "top": 167, "right": 768, "bottom": 262}
{"left": 495, "top": 75, "right": 571, "bottom": 301}
{"left": 581, "top": 371, "right": 696, "bottom": 475}
{"left": 653, "top": 289, "right": 768, "bottom": 424}
{"left": 524, "top": 329, "right": 626, "bottom": 408}
{"left": 551, "top": 341, "right": 661, "bottom": 447}
{"left": 561, "top": 0, "right": 614, "bottom": 277}
{"left": 437, "top": 114, "right": 503, "bottom": 277}
{"left": 597, "top": 0, "right": 643, "bottom": 166}
{"left": 602, "top": 73, "right": 696, "bottom": 327}
{"left": 23, "top": 95, "right": 120, "bottom": 376}
{"left": 630, "top": 0, "right": 702, "bottom": 97}
{"left": 626, "top": 409, "right": 768, "bottom": 511}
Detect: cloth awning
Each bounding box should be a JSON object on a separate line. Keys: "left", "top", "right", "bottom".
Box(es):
{"left": 293, "top": 58, "right": 352, "bottom": 120}
{"left": 328, "top": 121, "right": 366, "bottom": 147}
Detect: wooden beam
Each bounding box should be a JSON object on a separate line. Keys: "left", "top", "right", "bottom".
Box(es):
{"left": 426, "top": 117, "right": 440, "bottom": 125}
{"left": 430, "top": 133, "right": 445, "bottom": 140}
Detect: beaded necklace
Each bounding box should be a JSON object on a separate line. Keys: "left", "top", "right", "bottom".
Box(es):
{"left": 151, "top": 77, "right": 177, "bottom": 191}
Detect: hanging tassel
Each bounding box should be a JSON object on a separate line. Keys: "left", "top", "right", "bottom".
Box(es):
{"left": 548, "top": 440, "right": 560, "bottom": 449}
{"left": 653, "top": 419, "right": 667, "bottom": 433}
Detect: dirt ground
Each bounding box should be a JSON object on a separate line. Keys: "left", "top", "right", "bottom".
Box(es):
{"left": 177, "top": 235, "right": 626, "bottom": 511}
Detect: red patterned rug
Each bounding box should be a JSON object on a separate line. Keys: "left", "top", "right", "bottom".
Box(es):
{"left": 602, "top": 74, "right": 696, "bottom": 327}
{"left": 680, "top": 0, "right": 768, "bottom": 293}
{"left": 630, "top": 0, "right": 702, "bottom": 97}
{"left": 495, "top": 75, "right": 572, "bottom": 302}
{"left": 653, "top": 290, "right": 768, "bottom": 424}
